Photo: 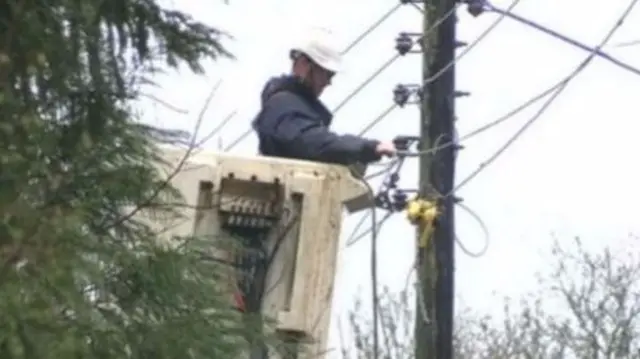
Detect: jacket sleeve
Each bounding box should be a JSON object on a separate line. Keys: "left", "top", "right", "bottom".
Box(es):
{"left": 257, "top": 96, "right": 381, "bottom": 165}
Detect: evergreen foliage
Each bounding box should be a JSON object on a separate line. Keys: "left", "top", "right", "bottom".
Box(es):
{"left": 0, "top": 1, "right": 247, "bottom": 357}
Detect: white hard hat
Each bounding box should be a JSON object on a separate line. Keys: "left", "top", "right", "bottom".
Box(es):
{"left": 290, "top": 27, "right": 342, "bottom": 73}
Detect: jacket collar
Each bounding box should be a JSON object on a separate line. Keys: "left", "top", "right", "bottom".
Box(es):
{"left": 261, "top": 75, "right": 333, "bottom": 126}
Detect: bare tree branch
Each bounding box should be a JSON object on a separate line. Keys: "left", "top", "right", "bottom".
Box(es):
{"left": 345, "top": 236, "right": 640, "bottom": 359}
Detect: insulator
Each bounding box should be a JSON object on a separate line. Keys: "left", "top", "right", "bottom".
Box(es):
{"left": 454, "top": 90, "right": 471, "bottom": 97}
{"left": 395, "top": 33, "right": 414, "bottom": 55}
{"left": 455, "top": 40, "right": 468, "bottom": 48}
{"left": 393, "top": 84, "right": 411, "bottom": 107}
{"left": 392, "top": 138, "right": 409, "bottom": 151}
{"left": 392, "top": 191, "right": 408, "bottom": 211}
{"left": 392, "top": 135, "right": 419, "bottom": 151}
{"left": 467, "top": 0, "right": 485, "bottom": 16}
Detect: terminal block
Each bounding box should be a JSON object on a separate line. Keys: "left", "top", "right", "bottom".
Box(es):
{"left": 216, "top": 174, "right": 284, "bottom": 231}
{"left": 150, "top": 147, "right": 371, "bottom": 357}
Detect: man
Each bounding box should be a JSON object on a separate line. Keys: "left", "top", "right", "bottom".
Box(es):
{"left": 252, "top": 27, "right": 396, "bottom": 165}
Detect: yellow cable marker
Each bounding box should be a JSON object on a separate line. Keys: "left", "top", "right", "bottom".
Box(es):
{"left": 406, "top": 198, "right": 439, "bottom": 248}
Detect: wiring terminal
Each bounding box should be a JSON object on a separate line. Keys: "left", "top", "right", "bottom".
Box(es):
{"left": 373, "top": 135, "right": 422, "bottom": 212}
{"left": 393, "top": 84, "right": 422, "bottom": 107}
{"left": 395, "top": 32, "right": 423, "bottom": 55}
{"left": 459, "top": 0, "right": 486, "bottom": 17}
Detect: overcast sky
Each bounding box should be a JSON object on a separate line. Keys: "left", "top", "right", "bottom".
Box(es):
{"left": 140, "top": 0, "right": 640, "bottom": 355}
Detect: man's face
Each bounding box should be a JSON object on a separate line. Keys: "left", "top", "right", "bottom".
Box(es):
{"left": 308, "top": 62, "right": 334, "bottom": 96}
{"left": 293, "top": 55, "right": 336, "bottom": 96}
{"left": 296, "top": 56, "right": 334, "bottom": 96}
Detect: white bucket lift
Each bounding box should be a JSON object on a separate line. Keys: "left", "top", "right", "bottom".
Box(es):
{"left": 152, "top": 147, "right": 371, "bottom": 357}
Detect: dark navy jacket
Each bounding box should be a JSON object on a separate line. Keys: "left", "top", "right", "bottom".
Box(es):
{"left": 252, "top": 75, "right": 381, "bottom": 165}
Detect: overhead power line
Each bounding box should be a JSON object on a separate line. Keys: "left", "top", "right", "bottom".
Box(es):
{"left": 349, "top": 3, "right": 638, "bottom": 357}
{"left": 399, "top": 79, "right": 561, "bottom": 160}
{"left": 612, "top": 39, "right": 640, "bottom": 48}
{"left": 357, "top": 0, "right": 519, "bottom": 136}
{"left": 451, "top": 0, "right": 639, "bottom": 195}
{"left": 357, "top": 0, "right": 640, "bottom": 196}
{"left": 482, "top": 0, "right": 640, "bottom": 78}
{"left": 332, "top": 55, "right": 400, "bottom": 113}
{"left": 378, "top": 0, "right": 640, "bottom": 162}
{"left": 341, "top": 3, "right": 403, "bottom": 55}
{"left": 365, "top": 0, "right": 636, "bottom": 267}
{"left": 335, "top": 2, "right": 460, "bottom": 120}
{"left": 346, "top": 0, "right": 529, "bottom": 250}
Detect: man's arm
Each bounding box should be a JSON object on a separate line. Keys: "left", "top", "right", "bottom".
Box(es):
{"left": 276, "top": 114, "right": 380, "bottom": 164}
{"left": 256, "top": 97, "right": 381, "bottom": 164}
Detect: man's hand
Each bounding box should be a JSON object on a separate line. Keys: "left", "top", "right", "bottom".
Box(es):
{"left": 375, "top": 141, "right": 396, "bottom": 157}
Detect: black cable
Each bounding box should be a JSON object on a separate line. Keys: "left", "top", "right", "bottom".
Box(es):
{"left": 357, "top": 103, "right": 398, "bottom": 136}
{"left": 346, "top": 170, "right": 382, "bottom": 359}
{"left": 232, "top": 231, "right": 270, "bottom": 359}
{"left": 484, "top": 0, "right": 640, "bottom": 78}
{"left": 332, "top": 54, "right": 400, "bottom": 113}
{"left": 340, "top": 3, "right": 403, "bottom": 56}
{"left": 345, "top": 158, "right": 405, "bottom": 246}
{"left": 345, "top": 154, "right": 409, "bottom": 357}
{"left": 451, "top": 0, "right": 639, "bottom": 195}
{"left": 261, "top": 212, "right": 300, "bottom": 297}
{"left": 613, "top": 39, "right": 640, "bottom": 48}
{"left": 346, "top": 211, "right": 394, "bottom": 247}
{"left": 235, "top": 214, "right": 297, "bottom": 302}
{"left": 367, "top": 182, "right": 380, "bottom": 359}
{"left": 229, "top": 207, "right": 299, "bottom": 359}
{"left": 344, "top": 157, "right": 400, "bottom": 246}
{"left": 396, "top": 80, "right": 562, "bottom": 159}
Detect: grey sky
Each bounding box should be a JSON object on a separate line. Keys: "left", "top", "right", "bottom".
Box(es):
{"left": 140, "top": 0, "right": 640, "bottom": 354}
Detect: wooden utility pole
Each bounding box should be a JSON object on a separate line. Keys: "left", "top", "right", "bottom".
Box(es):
{"left": 415, "top": 0, "right": 457, "bottom": 358}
